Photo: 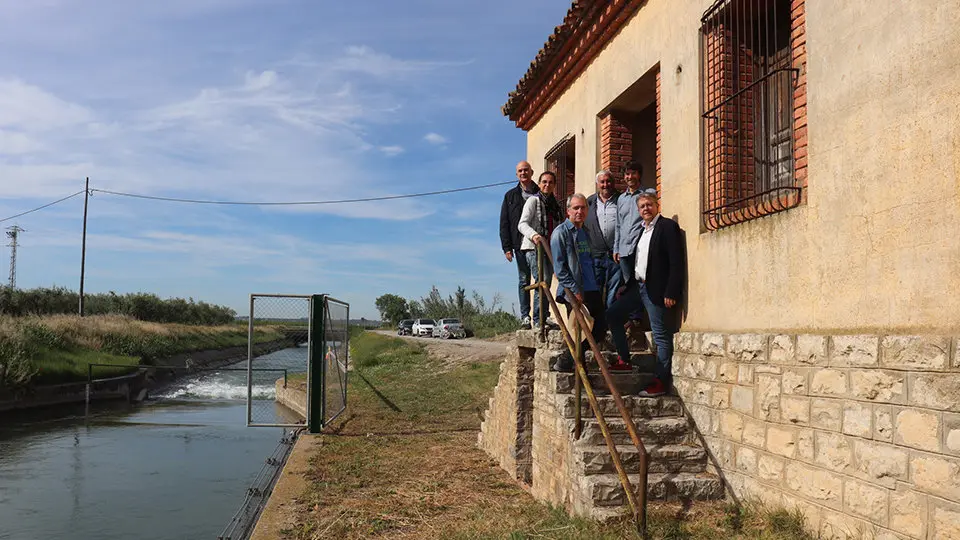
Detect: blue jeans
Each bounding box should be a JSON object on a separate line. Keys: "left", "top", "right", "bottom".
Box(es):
{"left": 524, "top": 249, "right": 553, "bottom": 324}
{"left": 516, "top": 250, "right": 533, "bottom": 320}
{"left": 607, "top": 282, "right": 674, "bottom": 386}
{"left": 592, "top": 253, "right": 621, "bottom": 308}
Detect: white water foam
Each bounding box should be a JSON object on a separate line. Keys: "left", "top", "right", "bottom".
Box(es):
{"left": 159, "top": 381, "right": 276, "bottom": 400}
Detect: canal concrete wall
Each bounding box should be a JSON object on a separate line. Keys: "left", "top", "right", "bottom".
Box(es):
{"left": 0, "top": 339, "right": 295, "bottom": 413}
{"left": 275, "top": 379, "right": 307, "bottom": 420}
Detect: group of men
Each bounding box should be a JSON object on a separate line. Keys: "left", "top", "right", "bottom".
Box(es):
{"left": 499, "top": 160, "right": 684, "bottom": 397}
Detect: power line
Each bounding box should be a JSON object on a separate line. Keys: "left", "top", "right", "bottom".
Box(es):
{"left": 0, "top": 190, "right": 86, "bottom": 224}
{"left": 90, "top": 181, "right": 515, "bottom": 206}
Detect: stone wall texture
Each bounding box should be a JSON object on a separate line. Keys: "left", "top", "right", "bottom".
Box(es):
{"left": 674, "top": 331, "right": 960, "bottom": 539}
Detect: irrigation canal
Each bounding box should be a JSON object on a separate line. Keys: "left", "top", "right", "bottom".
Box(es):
{"left": 0, "top": 347, "right": 306, "bottom": 540}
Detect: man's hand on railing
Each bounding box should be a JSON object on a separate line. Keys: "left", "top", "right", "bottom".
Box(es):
{"left": 532, "top": 234, "right": 544, "bottom": 245}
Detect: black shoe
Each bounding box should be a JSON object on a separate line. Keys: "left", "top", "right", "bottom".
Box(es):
{"left": 551, "top": 351, "right": 575, "bottom": 373}
{"left": 551, "top": 361, "right": 574, "bottom": 373}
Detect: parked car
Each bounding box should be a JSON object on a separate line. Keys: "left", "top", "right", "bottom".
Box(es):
{"left": 411, "top": 318, "right": 435, "bottom": 337}
{"left": 397, "top": 319, "right": 414, "bottom": 336}
{"left": 432, "top": 318, "right": 466, "bottom": 339}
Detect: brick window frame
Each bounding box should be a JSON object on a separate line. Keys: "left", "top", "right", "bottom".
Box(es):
{"left": 699, "top": 0, "right": 807, "bottom": 231}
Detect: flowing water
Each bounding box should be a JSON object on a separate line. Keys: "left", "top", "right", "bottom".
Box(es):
{"left": 0, "top": 347, "right": 307, "bottom": 540}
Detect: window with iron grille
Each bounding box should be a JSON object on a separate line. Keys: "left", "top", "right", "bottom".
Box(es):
{"left": 545, "top": 135, "right": 576, "bottom": 204}
{"left": 699, "top": 0, "right": 804, "bottom": 230}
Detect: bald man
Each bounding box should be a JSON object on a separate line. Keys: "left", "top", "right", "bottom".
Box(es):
{"left": 500, "top": 160, "right": 540, "bottom": 328}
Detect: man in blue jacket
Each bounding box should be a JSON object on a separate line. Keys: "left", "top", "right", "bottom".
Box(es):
{"left": 550, "top": 193, "right": 632, "bottom": 373}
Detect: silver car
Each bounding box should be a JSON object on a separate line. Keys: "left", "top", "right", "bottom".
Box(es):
{"left": 432, "top": 318, "right": 466, "bottom": 339}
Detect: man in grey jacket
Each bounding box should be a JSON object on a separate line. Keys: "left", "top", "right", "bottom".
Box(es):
{"left": 585, "top": 170, "right": 621, "bottom": 308}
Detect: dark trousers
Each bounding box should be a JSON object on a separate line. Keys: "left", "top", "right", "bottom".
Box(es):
{"left": 592, "top": 253, "right": 621, "bottom": 308}
{"left": 515, "top": 251, "right": 532, "bottom": 320}
{"left": 556, "top": 290, "right": 607, "bottom": 368}
{"left": 607, "top": 282, "right": 674, "bottom": 386}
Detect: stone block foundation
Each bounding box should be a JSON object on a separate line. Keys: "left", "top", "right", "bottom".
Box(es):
{"left": 674, "top": 331, "right": 960, "bottom": 539}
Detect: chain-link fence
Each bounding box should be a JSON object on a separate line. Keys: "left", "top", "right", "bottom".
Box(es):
{"left": 320, "top": 297, "right": 349, "bottom": 426}
{"left": 246, "top": 294, "right": 311, "bottom": 427}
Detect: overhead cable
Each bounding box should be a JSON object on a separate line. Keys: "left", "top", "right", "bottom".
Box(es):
{"left": 0, "top": 190, "right": 86, "bottom": 224}
{"left": 90, "top": 180, "right": 515, "bottom": 206}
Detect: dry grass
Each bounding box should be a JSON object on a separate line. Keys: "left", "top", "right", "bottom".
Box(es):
{"left": 281, "top": 331, "right": 815, "bottom": 540}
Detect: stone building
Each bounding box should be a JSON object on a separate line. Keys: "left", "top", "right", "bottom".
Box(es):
{"left": 480, "top": 0, "right": 960, "bottom": 538}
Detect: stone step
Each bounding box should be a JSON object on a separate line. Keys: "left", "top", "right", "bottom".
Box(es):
{"left": 583, "top": 351, "right": 657, "bottom": 372}
{"left": 576, "top": 444, "right": 707, "bottom": 475}
{"left": 559, "top": 394, "right": 683, "bottom": 419}
{"left": 550, "top": 371, "right": 654, "bottom": 395}
{"left": 578, "top": 417, "right": 693, "bottom": 446}
{"left": 584, "top": 472, "right": 725, "bottom": 506}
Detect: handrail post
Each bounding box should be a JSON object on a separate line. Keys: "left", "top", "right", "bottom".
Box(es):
{"left": 537, "top": 242, "right": 648, "bottom": 537}
{"left": 537, "top": 243, "right": 546, "bottom": 339}
{"left": 574, "top": 313, "right": 582, "bottom": 439}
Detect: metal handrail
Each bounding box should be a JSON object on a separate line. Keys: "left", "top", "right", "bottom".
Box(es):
{"left": 524, "top": 240, "right": 649, "bottom": 536}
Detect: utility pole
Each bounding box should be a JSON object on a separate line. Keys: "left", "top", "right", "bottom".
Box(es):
{"left": 5, "top": 225, "right": 24, "bottom": 289}
{"left": 79, "top": 177, "right": 90, "bottom": 317}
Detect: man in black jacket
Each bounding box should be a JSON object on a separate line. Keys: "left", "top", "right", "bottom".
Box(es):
{"left": 499, "top": 160, "right": 540, "bottom": 327}
{"left": 606, "top": 189, "right": 685, "bottom": 396}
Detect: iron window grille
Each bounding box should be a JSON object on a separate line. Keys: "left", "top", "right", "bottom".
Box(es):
{"left": 699, "top": 0, "right": 802, "bottom": 230}
{"left": 545, "top": 135, "right": 576, "bottom": 205}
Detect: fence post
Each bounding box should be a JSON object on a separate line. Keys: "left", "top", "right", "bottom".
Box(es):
{"left": 307, "top": 294, "right": 326, "bottom": 433}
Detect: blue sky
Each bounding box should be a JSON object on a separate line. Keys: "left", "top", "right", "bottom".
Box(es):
{"left": 0, "top": 0, "right": 570, "bottom": 319}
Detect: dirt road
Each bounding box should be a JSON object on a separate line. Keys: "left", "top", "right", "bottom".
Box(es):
{"left": 372, "top": 330, "right": 509, "bottom": 371}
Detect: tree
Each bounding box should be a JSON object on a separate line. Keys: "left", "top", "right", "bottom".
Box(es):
{"left": 374, "top": 294, "right": 410, "bottom": 324}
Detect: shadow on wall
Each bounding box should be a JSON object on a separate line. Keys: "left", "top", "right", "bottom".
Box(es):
{"left": 672, "top": 214, "right": 689, "bottom": 333}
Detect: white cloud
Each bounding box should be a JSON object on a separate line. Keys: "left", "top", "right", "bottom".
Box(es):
{"left": 378, "top": 145, "right": 404, "bottom": 157}
{"left": 0, "top": 78, "right": 93, "bottom": 130}
{"left": 424, "top": 132, "right": 447, "bottom": 145}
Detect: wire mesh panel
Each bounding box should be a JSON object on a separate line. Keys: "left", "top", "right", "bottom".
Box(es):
{"left": 321, "top": 297, "right": 349, "bottom": 426}
{"left": 247, "top": 294, "right": 311, "bottom": 427}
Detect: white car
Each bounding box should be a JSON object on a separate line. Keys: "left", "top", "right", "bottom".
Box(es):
{"left": 411, "top": 318, "right": 435, "bottom": 337}
{"left": 432, "top": 318, "right": 466, "bottom": 339}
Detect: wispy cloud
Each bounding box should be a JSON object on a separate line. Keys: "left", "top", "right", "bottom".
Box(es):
{"left": 378, "top": 145, "right": 405, "bottom": 157}
{"left": 424, "top": 132, "right": 448, "bottom": 145}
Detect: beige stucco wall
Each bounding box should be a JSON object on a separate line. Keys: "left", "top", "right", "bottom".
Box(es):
{"left": 525, "top": 0, "right": 960, "bottom": 333}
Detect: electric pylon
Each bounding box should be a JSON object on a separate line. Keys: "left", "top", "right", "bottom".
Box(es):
{"left": 6, "top": 225, "right": 24, "bottom": 289}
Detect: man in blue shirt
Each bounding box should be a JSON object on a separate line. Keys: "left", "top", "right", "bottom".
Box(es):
{"left": 550, "top": 193, "right": 632, "bottom": 373}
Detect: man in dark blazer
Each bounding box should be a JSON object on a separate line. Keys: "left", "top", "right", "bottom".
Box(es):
{"left": 606, "top": 189, "right": 685, "bottom": 396}
{"left": 499, "top": 160, "right": 540, "bottom": 327}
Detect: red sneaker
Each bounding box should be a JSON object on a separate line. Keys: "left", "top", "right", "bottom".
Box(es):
{"left": 638, "top": 379, "right": 667, "bottom": 397}
{"left": 609, "top": 357, "right": 633, "bottom": 372}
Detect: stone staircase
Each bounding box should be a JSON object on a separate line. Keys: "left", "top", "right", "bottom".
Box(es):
{"left": 544, "top": 327, "right": 724, "bottom": 518}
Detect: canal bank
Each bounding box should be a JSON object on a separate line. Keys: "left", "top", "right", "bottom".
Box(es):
{"left": 0, "top": 338, "right": 295, "bottom": 413}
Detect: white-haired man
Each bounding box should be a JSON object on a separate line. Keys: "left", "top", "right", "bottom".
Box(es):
{"left": 584, "top": 169, "right": 622, "bottom": 308}
{"left": 606, "top": 190, "right": 685, "bottom": 396}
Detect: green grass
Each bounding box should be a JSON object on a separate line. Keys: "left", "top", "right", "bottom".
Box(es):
{"left": 287, "top": 330, "right": 815, "bottom": 540}
{"left": 32, "top": 347, "right": 139, "bottom": 385}
{"left": 0, "top": 314, "right": 289, "bottom": 388}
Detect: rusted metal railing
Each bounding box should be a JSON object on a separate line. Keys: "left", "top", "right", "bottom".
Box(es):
{"left": 523, "top": 240, "right": 649, "bottom": 536}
